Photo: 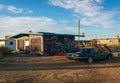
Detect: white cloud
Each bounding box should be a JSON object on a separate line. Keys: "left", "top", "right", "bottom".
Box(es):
{"left": 81, "top": 10, "right": 117, "bottom": 28}
{"left": 61, "top": 27, "right": 85, "bottom": 34}
{"left": 58, "top": 20, "right": 70, "bottom": 24}
{"left": 0, "top": 16, "right": 57, "bottom": 29}
{"left": 49, "top": 0, "right": 118, "bottom": 28}
{"left": 0, "top": 16, "right": 57, "bottom": 38}
{"left": 27, "top": 10, "right": 33, "bottom": 13}
{"left": 49, "top": 0, "right": 103, "bottom": 17}
{"left": 7, "top": 5, "right": 23, "bottom": 14}
{"left": 0, "top": 4, "right": 33, "bottom": 14}
{"left": 0, "top": 16, "right": 83, "bottom": 38}
{"left": 95, "top": 0, "right": 103, "bottom": 3}
{"left": 0, "top": 4, "right": 4, "bottom": 10}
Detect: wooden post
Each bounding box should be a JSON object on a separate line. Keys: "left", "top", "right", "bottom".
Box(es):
{"left": 78, "top": 19, "right": 80, "bottom": 48}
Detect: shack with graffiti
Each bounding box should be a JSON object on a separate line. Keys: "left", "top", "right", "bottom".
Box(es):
{"left": 7, "top": 32, "right": 84, "bottom": 56}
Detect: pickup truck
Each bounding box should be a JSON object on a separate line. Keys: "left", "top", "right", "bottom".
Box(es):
{"left": 66, "top": 47, "right": 112, "bottom": 63}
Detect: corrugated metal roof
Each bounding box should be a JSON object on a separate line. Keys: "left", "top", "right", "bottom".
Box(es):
{"left": 10, "top": 32, "right": 41, "bottom": 38}
{"left": 11, "top": 32, "right": 85, "bottom": 38}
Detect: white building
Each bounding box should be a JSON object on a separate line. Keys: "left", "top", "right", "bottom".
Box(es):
{"left": 96, "top": 35, "right": 119, "bottom": 46}
{"left": 5, "top": 40, "right": 17, "bottom": 50}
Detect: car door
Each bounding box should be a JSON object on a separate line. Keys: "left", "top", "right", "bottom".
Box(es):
{"left": 81, "top": 48, "right": 94, "bottom": 57}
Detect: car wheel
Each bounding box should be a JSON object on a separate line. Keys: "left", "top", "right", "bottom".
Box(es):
{"left": 87, "top": 57, "right": 94, "bottom": 63}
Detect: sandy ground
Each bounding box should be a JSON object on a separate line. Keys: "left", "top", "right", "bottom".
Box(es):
{"left": 0, "top": 56, "right": 120, "bottom": 83}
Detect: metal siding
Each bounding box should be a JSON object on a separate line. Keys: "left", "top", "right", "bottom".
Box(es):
{"left": 31, "top": 38, "right": 41, "bottom": 51}
{"left": 17, "top": 40, "right": 24, "bottom": 51}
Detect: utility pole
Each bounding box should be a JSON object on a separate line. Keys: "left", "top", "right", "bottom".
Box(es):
{"left": 78, "top": 19, "right": 80, "bottom": 48}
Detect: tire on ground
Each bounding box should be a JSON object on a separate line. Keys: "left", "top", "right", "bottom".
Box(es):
{"left": 85, "top": 57, "right": 94, "bottom": 63}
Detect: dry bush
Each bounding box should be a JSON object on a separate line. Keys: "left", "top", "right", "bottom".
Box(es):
{"left": 0, "top": 47, "right": 10, "bottom": 57}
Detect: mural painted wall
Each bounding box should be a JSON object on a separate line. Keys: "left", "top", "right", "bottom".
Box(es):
{"left": 43, "top": 36, "right": 75, "bottom": 55}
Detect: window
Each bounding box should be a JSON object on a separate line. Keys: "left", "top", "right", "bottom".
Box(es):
{"left": 10, "top": 41, "right": 13, "bottom": 45}
{"left": 87, "top": 49, "right": 92, "bottom": 53}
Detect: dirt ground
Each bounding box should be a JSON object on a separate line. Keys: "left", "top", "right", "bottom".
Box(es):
{"left": 0, "top": 56, "right": 120, "bottom": 83}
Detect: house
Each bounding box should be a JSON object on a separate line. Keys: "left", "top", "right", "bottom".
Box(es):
{"left": 5, "top": 40, "right": 16, "bottom": 50}
{"left": 95, "top": 35, "right": 120, "bottom": 46}
{"left": 6, "top": 32, "right": 84, "bottom": 55}
{"left": 76, "top": 40, "right": 97, "bottom": 47}
{"left": 94, "top": 35, "right": 120, "bottom": 51}
{"left": 75, "top": 35, "right": 120, "bottom": 52}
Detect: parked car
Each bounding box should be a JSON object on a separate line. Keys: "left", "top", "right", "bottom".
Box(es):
{"left": 66, "top": 47, "right": 112, "bottom": 63}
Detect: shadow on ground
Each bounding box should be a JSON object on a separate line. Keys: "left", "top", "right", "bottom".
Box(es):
{"left": 0, "top": 56, "right": 120, "bottom": 71}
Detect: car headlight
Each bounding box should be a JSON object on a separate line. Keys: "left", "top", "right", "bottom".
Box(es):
{"left": 73, "top": 54, "right": 79, "bottom": 57}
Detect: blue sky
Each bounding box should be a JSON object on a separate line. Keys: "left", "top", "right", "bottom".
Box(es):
{"left": 0, "top": 0, "right": 120, "bottom": 39}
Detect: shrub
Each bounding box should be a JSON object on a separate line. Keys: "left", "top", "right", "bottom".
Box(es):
{"left": 0, "top": 47, "right": 10, "bottom": 57}
{"left": 11, "top": 50, "right": 17, "bottom": 54}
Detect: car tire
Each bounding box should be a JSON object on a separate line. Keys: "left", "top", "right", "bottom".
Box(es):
{"left": 87, "top": 57, "right": 94, "bottom": 63}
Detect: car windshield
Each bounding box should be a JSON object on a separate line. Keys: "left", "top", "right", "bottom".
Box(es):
{"left": 71, "top": 47, "right": 96, "bottom": 53}
{"left": 81, "top": 48, "right": 95, "bottom": 53}
{"left": 72, "top": 48, "right": 81, "bottom": 52}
